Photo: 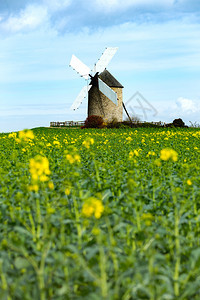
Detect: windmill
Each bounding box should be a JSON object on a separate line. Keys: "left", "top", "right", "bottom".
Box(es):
{"left": 69, "top": 47, "right": 124, "bottom": 122}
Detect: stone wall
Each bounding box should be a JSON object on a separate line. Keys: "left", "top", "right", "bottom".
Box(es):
{"left": 88, "top": 86, "right": 123, "bottom": 122}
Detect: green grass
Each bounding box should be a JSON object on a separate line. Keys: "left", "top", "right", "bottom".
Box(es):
{"left": 0, "top": 127, "right": 200, "bottom": 299}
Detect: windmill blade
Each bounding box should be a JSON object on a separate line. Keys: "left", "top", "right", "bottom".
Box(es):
{"left": 98, "top": 78, "right": 118, "bottom": 105}
{"left": 69, "top": 55, "right": 91, "bottom": 80}
{"left": 70, "top": 85, "right": 92, "bottom": 110}
{"left": 95, "top": 47, "right": 118, "bottom": 74}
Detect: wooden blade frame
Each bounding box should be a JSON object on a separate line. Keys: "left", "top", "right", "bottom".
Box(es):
{"left": 69, "top": 55, "right": 91, "bottom": 80}
{"left": 95, "top": 47, "right": 118, "bottom": 74}
{"left": 70, "top": 85, "right": 92, "bottom": 110}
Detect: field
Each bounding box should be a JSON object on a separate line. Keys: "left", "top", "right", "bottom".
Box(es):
{"left": 0, "top": 127, "right": 200, "bottom": 300}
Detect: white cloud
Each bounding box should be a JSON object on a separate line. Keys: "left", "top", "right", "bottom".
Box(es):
{"left": 152, "top": 98, "right": 200, "bottom": 125}
{"left": 0, "top": 4, "right": 48, "bottom": 33}
{"left": 176, "top": 97, "right": 200, "bottom": 113}
{"left": 0, "top": 1, "right": 71, "bottom": 34}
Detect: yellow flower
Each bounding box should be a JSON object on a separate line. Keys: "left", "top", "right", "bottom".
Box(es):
{"left": 40, "top": 175, "right": 49, "bottom": 182}
{"left": 160, "top": 148, "right": 178, "bottom": 162}
{"left": 29, "top": 184, "right": 39, "bottom": 192}
{"left": 147, "top": 151, "right": 156, "bottom": 157}
{"left": 53, "top": 140, "right": 60, "bottom": 146}
{"left": 66, "top": 154, "right": 81, "bottom": 164}
{"left": 134, "top": 150, "right": 140, "bottom": 156}
{"left": 18, "top": 129, "right": 34, "bottom": 142}
{"left": 48, "top": 181, "right": 54, "bottom": 190}
{"left": 129, "top": 150, "right": 139, "bottom": 159}
{"left": 126, "top": 136, "right": 132, "bottom": 142}
{"left": 155, "top": 159, "right": 162, "bottom": 167}
{"left": 187, "top": 179, "right": 192, "bottom": 186}
{"left": 82, "top": 197, "right": 104, "bottom": 219}
{"left": 29, "top": 155, "right": 51, "bottom": 182}
{"left": 8, "top": 132, "right": 17, "bottom": 139}
{"left": 82, "top": 138, "right": 94, "bottom": 149}
{"left": 129, "top": 151, "right": 134, "bottom": 159}
{"left": 65, "top": 187, "right": 71, "bottom": 195}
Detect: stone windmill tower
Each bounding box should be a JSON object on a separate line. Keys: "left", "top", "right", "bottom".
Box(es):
{"left": 69, "top": 47, "right": 124, "bottom": 122}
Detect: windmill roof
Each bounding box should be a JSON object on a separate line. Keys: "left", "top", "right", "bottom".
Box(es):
{"left": 99, "top": 69, "right": 124, "bottom": 88}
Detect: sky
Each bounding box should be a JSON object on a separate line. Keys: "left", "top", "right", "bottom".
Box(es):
{"left": 0, "top": 0, "right": 200, "bottom": 132}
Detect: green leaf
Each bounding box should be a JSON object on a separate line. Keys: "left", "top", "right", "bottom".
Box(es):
{"left": 14, "top": 257, "right": 30, "bottom": 269}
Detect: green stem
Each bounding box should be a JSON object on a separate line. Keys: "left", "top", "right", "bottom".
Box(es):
{"left": 92, "top": 153, "right": 101, "bottom": 189}
{"left": 192, "top": 192, "right": 199, "bottom": 246}
{"left": 72, "top": 193, "right": 82, "bottom": 247}
{"left": 97, "top": 232, "right": 108, "bottom": 298}
{"left": 28, "top": 209, "right": 36, "bottom": 241}
{"left": 37, "top": 242, "right": 51, "bottom": 300}
{"left": 36, "top": 198, "right": 41, "bottom": 241}
{"left": 136, "top": 209, "right": 141, "bottom": 231}
{"left": 106, "top": 217, "right": 119, "bottom": 298}
{"left": 170, "top": 176, "right": 180, "bottom": 298}
{"left": 0, "top": 260, "right": 9, "bottom": 293}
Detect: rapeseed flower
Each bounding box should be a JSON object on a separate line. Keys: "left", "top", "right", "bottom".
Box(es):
{"left": 129, "top": 150, "right": 139, "bottom": 159}
{"left": 82, "top": 138, "right": 94, "bottom": 149}
{"left": 29, "top": 184, "right": 39, "bottom": 192}
{"left": 17, "top": 129, "right": 34, "bottom": 142}
{"left": 29, "top": 155, "right": 51, "bottom": 182}
{"left": 160, "top": 148, "right": 178, "bottom": 162}
{"left": 53, "top": 140, "right": 60, "bottom": 146}
{"left": 82, "top": 197, "right": 104, "bottom": 219}
{"left": 8, "top": 132, "right": 17, "bottom": 139}
{"left": 65, "top": 188, "right": 71, "bottom": 195}
{"left": 126, "top": 136, "right": 132, "bottom": 142}
{"left": 65, "top": 147, "right": 81, "bottom": 164}
{"left": 147, "top": 151, "right": 156, "bottom": 157}
{"left": 48, "top": 181, "right": 54, "bottom": 190}
{"left": 66, "top": 154, "right": 81, "bottom": 164}
{"left": 187, "top": 179, "right": 192, "bottom": 186}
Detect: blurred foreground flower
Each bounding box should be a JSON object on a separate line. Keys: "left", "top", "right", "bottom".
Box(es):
{"left": 160, "top": 148, "right": 178, "bottom": 162}
{"left": 65, "top": 147, "right": 81, "bottom": 164}
{"left": 126, "top": 136, "right": 132, "bottom": 142}
{"left": 29, "top": 155, "right": 51, "bottom": 182}
{"left": 187, "top": 179, "right": 192, "bottom": 186}
{"left": 66, "top": 154, "right": 81, "bottom": 164}
{"left": 82, "top": 197, "right": 104, "bottom": 219}
{"left": 17, "top": 129, "right": 34, "bottom": 142}
{"left": 82, "top": 138, "right": 94, "bottom": 149}
{"left": 29, "top": 184, "right": 39, "bottom": 192}
{"left": 8, "top": 132, "right": 17, "bottom": 139}
{"left": 129, "top": 149, "right": 140, "bottom": 160}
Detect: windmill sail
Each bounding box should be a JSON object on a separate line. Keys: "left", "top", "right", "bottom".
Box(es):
{"left": 69, "top": 47, "right": 120, "bottom": 113}
{"left": 70, "top": 85, "right": 92, "bottom": 110}
{"left": 98, "top": 78, "right": 118, "bottom": 105}
{"left": 69, "top": 55, "right": 91, "bottom": 80}
{"left": 95, "top": 47, "right": 118, "bottom": 74}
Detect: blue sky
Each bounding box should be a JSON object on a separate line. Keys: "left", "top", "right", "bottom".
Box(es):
{"left": 0, "top": 0, "right": 200, "bottom": 132}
